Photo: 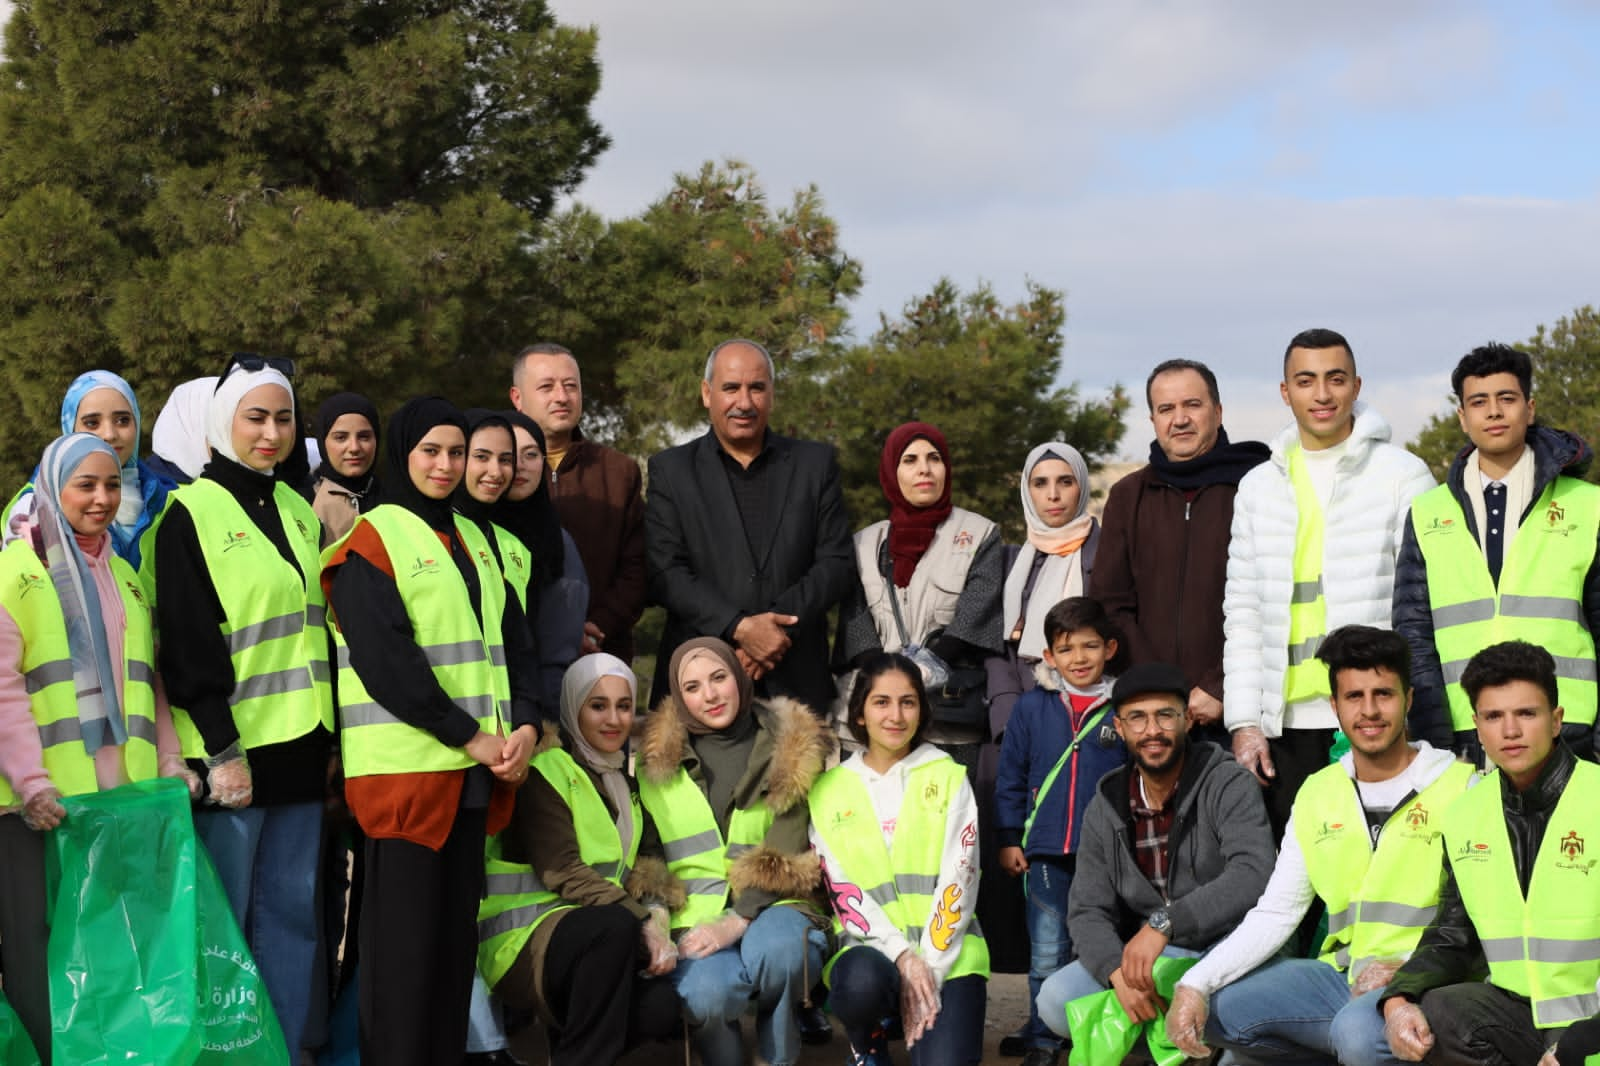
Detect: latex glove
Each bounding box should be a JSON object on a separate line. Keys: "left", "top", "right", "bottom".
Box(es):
{"left": 206, "top": 753, "right": 253, "bottom": 808}
{"left": 998, "top": 846, "right": 1029, "bottom": 876}
{"left": 896, "top": 950, "right": 941, "bottom": 1047}
{"left": 22, "top": 786, "right": 65, "bottom": 831}
{"left": 1383, "top": 999, "right": 1434, "bottom": 1062}
{"left": 1231, "top": 725, "right": 1276, "bottom": 786}
{"left": 1538, "top": 1053, "right": 1559, "bottom": 1066}
{"left": 158, "top": 752, "right": 204, "bottom": 800}
{"left": 581, "top": 621, "right": 605, "bottom": 655}
{"left": 678, "top": 913, "right": 750, "bottom": 959}
{"left": 1351, "top": 959, "right": 1402, "bottom": 997}
{"left": 1166, "top": 984, "right": 1211, "bottom": 1059}
{"left": 641, "top": 916, "right": 679, "bottom": 976}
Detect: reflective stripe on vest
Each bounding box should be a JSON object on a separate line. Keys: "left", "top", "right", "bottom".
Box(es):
{"left": 162, "top": 479, "right": 332, "bottom": 756}
{"left": 0, "top": 540, "right": 159, "bottom": 805}
{"left": 332, "top": 506, "right": 509, "bottom": 777}
{"left": 1445, "top": 760, "right": 1600, "bottom": 1028}
{"left": 1412, "top": 480, "right": 1600, "bottom": 731}
{"left": 1284, "top": 446, "right": 1331, "bottom": 704}
{"left": 1295, "top": 759, "right": 1475, "bottom": 979}
{"left": 637, "top": 766, "right": 775, "bottom": 931}
{"left": 475, "top": 747, "right": 640, "bottom": 990}
{"left": 810, "top": 757, "right": 989, "bottom": 985}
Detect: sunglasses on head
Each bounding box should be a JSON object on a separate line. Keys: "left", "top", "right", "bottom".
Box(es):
{"left": 219, "top": 351, "right": 297, "bottom": 382}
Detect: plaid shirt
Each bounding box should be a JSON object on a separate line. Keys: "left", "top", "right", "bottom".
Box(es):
{"left": 1128, "top": 771, "right": 1178, "bottom": 900}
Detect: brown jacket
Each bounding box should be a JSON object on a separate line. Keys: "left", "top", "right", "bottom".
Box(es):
{"left": 548, "top": 430, "right": 646, "bottom": 660}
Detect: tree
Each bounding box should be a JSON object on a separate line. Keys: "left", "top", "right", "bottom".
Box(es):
{"left": 797, "top": 279, "right": 1130, "bottom": 539}
{"left": 0, "top": 0, "right": 607, "bottom": 486}
{"left": 1408, "top": 306, "right": 1600, "bottom": 483}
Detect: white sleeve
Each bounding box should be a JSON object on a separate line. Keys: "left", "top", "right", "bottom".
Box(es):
{"left": 922, "top": 775, "right": 982, "bottom": 987}
{"left": 1222, "top": 476, "right": 1265, "bottom": 732}
{"left": 1178, "top": 812, "right": 1316, "bottom": 996}
{"left": 811, "top": 807, "right": 914, "bottom": 965}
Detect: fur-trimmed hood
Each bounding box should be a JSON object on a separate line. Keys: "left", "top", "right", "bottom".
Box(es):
{"left": 637, "top": 694, "right": 827, "bottom": 815}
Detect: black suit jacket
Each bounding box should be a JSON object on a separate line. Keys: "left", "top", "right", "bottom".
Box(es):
{"left": 645, "top": 430, "right": 856, "bottom": 712}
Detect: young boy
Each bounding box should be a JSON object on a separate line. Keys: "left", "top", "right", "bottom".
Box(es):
{"left": 994, "top": 597, "right": 1127, "bottom": 1066}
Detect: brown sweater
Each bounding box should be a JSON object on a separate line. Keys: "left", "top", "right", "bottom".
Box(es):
{"left": 548, "top": 430, "right": 647, "bottom": 661}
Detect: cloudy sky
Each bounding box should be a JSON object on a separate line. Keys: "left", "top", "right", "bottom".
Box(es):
{"left": 545, "top": 0, "right": 1600, "bottom": 455}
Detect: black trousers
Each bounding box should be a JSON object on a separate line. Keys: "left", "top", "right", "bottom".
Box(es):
{"left": 1263, "top": 727, "right": 1338, "bottom": 843}
{"left": 358, "top": 805, "right": 487, "bottom": 1066}
{"left": 1420, "top": 982, "right": 1551, "bottom": 1066}
{"left": 540, "top": 905, "right": 682, "bottom": 1066}
{"left": 0, "top": 816, "right": 50, "bottom": 1065}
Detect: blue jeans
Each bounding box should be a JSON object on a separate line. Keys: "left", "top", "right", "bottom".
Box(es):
{"left": 670, "top": 905, "right": 827, "bottom": 1066}
{"left": 828, "top": 946, "right": 986, "bottom": 1066}
{"left": 195, "top": 801, "right": 323, "bottom": 1056}
{"left": 465, "top": 971, "right": 508, "bottom": 1053}
{"left": 1035, "top": 945, "right": 1203, "bottom": 1040}
{"left": 1024, "top": 857, "right": 1074, "bottom": 1050}
{"left": 1208, "top": 957, "right": 1397, "bottom": 1066}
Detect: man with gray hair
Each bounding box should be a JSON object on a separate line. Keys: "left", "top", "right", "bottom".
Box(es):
{"left": 645, "top": 339, "right": 855, "bottom": 714}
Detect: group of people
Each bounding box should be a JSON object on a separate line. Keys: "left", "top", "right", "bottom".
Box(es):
{"left": 2, "top": 326, "right": 1600, "bottom": 1066}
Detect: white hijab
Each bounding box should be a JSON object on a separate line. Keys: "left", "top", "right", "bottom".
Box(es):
{"left": 206, "top": 367, "right": 294, "bottom": 466}
{"left": 559, "top": 654, "right": 637, "bottom": 858}
{"left": 1004, "top": 443, "right": 1094, "bottom": 660}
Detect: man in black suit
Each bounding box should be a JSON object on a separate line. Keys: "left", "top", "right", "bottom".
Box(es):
{"left": 645, "top": 338, "right": 856, "bottom": 716}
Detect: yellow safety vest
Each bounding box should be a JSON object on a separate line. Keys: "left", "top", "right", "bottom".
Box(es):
{"left": 1446, "top": 760, "right": 1600, "bottom": 1028}
{"left": 1284, "top": 446, "right": 1331, "bottom": 705}
{"left": 636, "top": 765, "right": 776, "bottom": 932}
{"left": 490, "top": 524, "right": 532, "bottom": 613}
{"left": 331, "top": 505, "right": 509, "bottom": 777}
{"left": 476, "top": 747, "right": 640, "bottom": 990}
{"left": 1411, "top": 479, "right": 1600, "bottom": 731}
{"left": 1295, "top": 759, "right": 1474, "bottom": 979}
{"left": 810, "top": 757, "right": 989, "bottom": 985}
{"left": 160, "top": 478, "right": 332, "bottom": 756}
{"left": 0, "top": 540, "right": 158, "bottom": 805}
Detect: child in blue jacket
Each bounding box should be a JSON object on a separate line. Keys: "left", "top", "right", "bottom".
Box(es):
{"left": 995, "top": 597, "right": 1127, "bottom": 1066}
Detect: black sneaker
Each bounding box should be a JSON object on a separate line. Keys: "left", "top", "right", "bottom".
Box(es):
{"left": 999, "top": 1026, "right": 1030, "bottom": 1056}
{"left": 798, "top": 1003, "right": 834, "bottom": 1046}
{"left": 1020, "top": 1049, "right": 1059, "bottom": 1066}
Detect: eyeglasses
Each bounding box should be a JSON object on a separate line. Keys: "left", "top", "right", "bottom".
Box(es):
{"left": 1119, "top": 707, "right": 1183, "bottom": 732}
{"left": 220, "top": 352, "right": 297, "bottom": 381}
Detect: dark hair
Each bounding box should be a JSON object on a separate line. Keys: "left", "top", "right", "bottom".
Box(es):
{"left": 1145, "top": 359, "right": 1220, "bottom": 410}
{"left": 1283, "top": 328, "right": 1355, "bottom": 373}
{"left": 1461, "top": 641, "right": 1559, "bottom": 713}
{"left": 1317, "top": 625, "right": 1411, "bottom": 696}
{"left": 846, "top": 652, "right": 931, "bottom": 750}
{"left": 511, "top": 342, "right": 576, "bottom": 386}
{"left": 1451, "top": 343, "right": 1533, "bottom": 404}
{"left": 1041, "top": 597, "right": 1128, "bottom": 674}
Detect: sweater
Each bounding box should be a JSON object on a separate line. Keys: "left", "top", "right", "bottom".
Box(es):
{"left": 547, "top": 431, "right": 646, "bottom": 661}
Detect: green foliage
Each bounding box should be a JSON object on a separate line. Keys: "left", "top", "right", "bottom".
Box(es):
{"left": 0, "top": 0, "right": 606, "bottom": 486}
{"left": 1408, "top": 305, "right": 1600, "bottom": 483}
{"left": 795, "top": 279, "right": 1130, "bottom": 540}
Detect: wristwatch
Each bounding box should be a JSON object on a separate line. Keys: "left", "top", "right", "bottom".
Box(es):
{"left": 1147, "top": 908, "right": 1173, "bottom": 936}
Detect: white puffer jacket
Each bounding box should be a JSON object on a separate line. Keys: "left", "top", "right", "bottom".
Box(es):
{"left": 1223, "top": 403, "right": 1436, "bottom": 737}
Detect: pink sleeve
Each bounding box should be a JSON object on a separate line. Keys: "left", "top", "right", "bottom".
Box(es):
{"left": 0, "top": 604, "right": 51, "bottom": 805}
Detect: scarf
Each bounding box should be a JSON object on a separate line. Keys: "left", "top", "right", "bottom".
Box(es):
{"left": 151, "top": 376, "right": 218, "bottom": 481}
{"left": 880, "top": 421, "right": 953, "bottom": 588}
{"left": 1005, "top": 442, "right": 1096, "bottom": 659}
{"left": 312, "top": 391, "right": 381, "bottom": 498}
{"left": 207, "top": 365, "right": 296, "bottom": 468}
{"left": 58, "top": 371, "right": 148, "bottom": 558}
{"left": 497, "top": 410, "right": 565, "bottom": 586}
{"left": 668, "top": 637, "right": 754, "bottom": 738}
{"left": 559, "top": 653, "right": 638, "bottom": 860}
{"left": 1146, "top": 427, "right": 1270, "bottom": 490}
{"left": 28, "top": 435, "right": 126, "bottom": 754}
{"left": 379, "top": 397, "right": 469, "bottom": 533}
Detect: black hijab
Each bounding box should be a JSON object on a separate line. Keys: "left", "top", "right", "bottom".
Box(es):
{"left": 313, "top": 391, "right": 381, "bottom": 497}
{"left": 453, "top": 408, "right": 515, "bottom": 536}
{"left": 380, "top": 396, "right": 467, "bottom": 533}
{"left": 498, "top": 409, "right": 566, "bottom": 587}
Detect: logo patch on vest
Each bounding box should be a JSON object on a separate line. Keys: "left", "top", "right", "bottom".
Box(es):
{"left": 952, "top": 530, "right": 974, "bottom": 551}
{"left": 1557, "top": 829, "right": 1596, "bottom": 874}
{"left": 1314, "top": 821, "right": 1346, "bottom": 844}
{"left": 1406, "top": 803, "right": 1429, "bottom": 828}
{"left": 1453, "top": 839, "right": 1493, "bottom": 863}
{"left": 125, "top": 581, "right": 145, "bottom": 604}
{"left": 411, "top": 556, "right": 441, "bottom": 576}
{"left": 1421, "top": 516, "right": 1458, "bottom": 537}
{"left": 222, "top": 530, "right": 253, "bottom": 552}
{"left": 1544, "top": 498, "right": 1579, "bottom": 537}
{"left": 16, "top": 572, "right": 45, "bottom": 599}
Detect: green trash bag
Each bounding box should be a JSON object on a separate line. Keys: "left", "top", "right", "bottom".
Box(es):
{"left": 0, "top": 989, "right": 40, "bottom": 1066}
{"left": 46, "top": 778, "right": 288, "bottom": 1065}
{"left": 1064, "top": 955, "right": 1199, "bottom": 1066}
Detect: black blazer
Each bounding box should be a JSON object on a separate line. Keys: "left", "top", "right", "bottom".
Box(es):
{"left": 645, "top": 430, "right": 856, "bottom": 712}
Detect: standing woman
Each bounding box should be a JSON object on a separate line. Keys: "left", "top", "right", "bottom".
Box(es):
{"left": 0, "top": 434, "right": 199, "bottom": 1062}
{"left": 306, "top": 391, "right": 381, "bottom": 547}
{"left": 811, "top": 653, "right": 987, "bottom": 1066}
{"left": 7, "top": 370, "right": 176, "bottom": 571}
{"left": 636, "top": 637, "right": 830, "bottom": 1066}
{"left": 477, "top": 654, "right": 681, "bottom": 1065}
{"left": 152, "top": 355, "right": 334, "bottom": 1057}
{"left": 321, "top": 396, "right": 538, "bottom": 1066}
{"left": 835, "top": 422, "right": 1004, "bottom": 772}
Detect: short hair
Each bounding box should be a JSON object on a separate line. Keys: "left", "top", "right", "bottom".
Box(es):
{"left": 1451, "top": 343, "right": 1533, "bottom": 403}
{"left": 846, "top": 652, "right": 932, "bottom": 750}
{"left": 511, "top": 343, "right": 577, "bottom": 387}
{"left": 1145, "top": 359, "right": 1220, "bottom": 410}
{"left": 1462, "top": 641, "right": 1559, "bottom": 714}
{"left": 1283, "top": 328, "right": 1355, "bottom": 373}
{"left": 1042, "top": 596, "right": 1123, "bottom": 651}
{"left": 1317, "top": 625, "right": 1411, "bottom": 696}
{"left": 703, "top": 339, "right": 776, "bottom": 383}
